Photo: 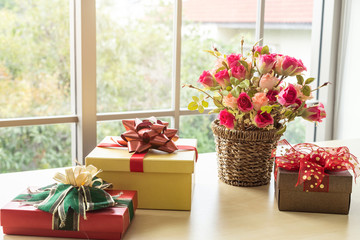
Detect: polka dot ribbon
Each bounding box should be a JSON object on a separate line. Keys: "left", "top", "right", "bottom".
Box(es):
{"left": 274, "top": 139, "right": 360, "bottom": 192}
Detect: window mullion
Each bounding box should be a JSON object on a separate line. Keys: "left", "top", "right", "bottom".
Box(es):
{"left": 74, "top": 0, "right": 97, "bottom": 164}
{"left": 255, "top": 0, "right": 265, "bottom": 45}
{"left": 172, "top": 0, "right": 182, "bottom": 129}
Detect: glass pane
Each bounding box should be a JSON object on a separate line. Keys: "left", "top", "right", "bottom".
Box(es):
{"left": 96, "top": 0, "right": 174, "bottom": 113}
{"left": 181, "top": 0, "right": 257, "bottom": 108}
{"left": 180, "top": 114, "right": 216, "bottom": 153}
{"left": 0, "top": 0, "right": 70, "bottom": 118}
{"left": 264, "top": 0, "right": 315, "bottom": 142}
{"left": 97, "top": 117, "right": 172, "bottom": 144}
{"left": 0, "top": 124, "right": 72, "bottom": 173}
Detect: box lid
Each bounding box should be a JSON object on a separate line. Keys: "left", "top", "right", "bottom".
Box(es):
{"left": 276, "top": 167, "right": 353, "bottom": 193}
{"left": 85, "top": 138, "right": 197, "bottom": 174}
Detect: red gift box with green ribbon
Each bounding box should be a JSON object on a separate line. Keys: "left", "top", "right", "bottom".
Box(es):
{"left": 274, "top": 140, "right": 359, "bottom": 214}
{"left": 0, "top": 165, "right": 137, "bottom": 240}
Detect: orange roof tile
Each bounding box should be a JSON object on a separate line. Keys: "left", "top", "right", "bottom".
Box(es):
{"left": 183, "top": 0, "right": 313, "bottom": 23}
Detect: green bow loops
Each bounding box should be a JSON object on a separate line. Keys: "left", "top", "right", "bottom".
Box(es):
{"left": 14, "top": 165, "right": 132, "bottom": 229}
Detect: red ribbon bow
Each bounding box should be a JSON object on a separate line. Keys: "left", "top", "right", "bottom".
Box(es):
{"left": 97, "top": 117, "right": 198, "bottom": 172}
{"left": 275, "top": 139, "right": 359, "bottom": 191}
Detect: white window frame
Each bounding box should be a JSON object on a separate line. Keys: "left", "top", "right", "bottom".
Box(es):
{"left": 0, "top": 0, "right": 332, "bottom": 167}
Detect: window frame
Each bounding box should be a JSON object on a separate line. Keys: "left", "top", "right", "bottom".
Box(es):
{"left": 0, "top": 0, "right": 330, "bottom": 167}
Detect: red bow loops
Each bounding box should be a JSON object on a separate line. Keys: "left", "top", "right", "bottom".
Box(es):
{"left": 119, "top": 117, "right": 179, "bottom": 153}
{"left": 275, "top": 139, "right": 360, "bottom": 191}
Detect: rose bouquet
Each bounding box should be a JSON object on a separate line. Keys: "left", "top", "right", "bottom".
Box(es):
{"left": 184, "top": 41, "right": 327, "bottom": 135}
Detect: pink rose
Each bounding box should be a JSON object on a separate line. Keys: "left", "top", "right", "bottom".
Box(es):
{"left": 226, "top": 53, "right": 241, "bottom": 67}
{"left": 218, "top": 109, "right": 235, "bottom": 129}
{"left": 259, "top": 73, "right": 279, "bottom": 90}
{"left": 293, "top": 98, "right": 305, "bottom": 110}
{"left": 254, "top": 111, "right": 274, "bottom": 128}
{"left": 294, "top": 84, "right": 314, "bottom": 101}
{"left": 302, "top": 103, "right": 326, "bottom": 122}
{"left": 223, "top": 93, "right": 238, "bottom": 109}
{"left": 215, "top": 69, "right": 231, "bottom": 88}
{"left": 237, "top": 92, "right": 253, "bottom": 112}
{"left": 256, "top": 54, "right": 276, "bottom": 74}
{"left": 231, "top": 64, "right": 246, "bottom": 80}
{"left": 275, "top": 55, "right": 307, "bottom": 76}
{"left": 254, "top": 46, "right": 263, "bottom": 54}
{"left": 198, "top": 71, "right": 216, "bottom": 88}
{"left": 252, "top": 92, "right": 269, "bottom": 111}
{"left": 278, "top": 84, "right": 298, "bottom": 106}
{"left": 266, "top": 90, "right": 279, "bottom": 103}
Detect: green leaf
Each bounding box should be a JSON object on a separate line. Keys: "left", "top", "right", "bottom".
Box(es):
{"left": 234, "top": 78, "right": 240, "bottom": 86}
{"left": 302, "top": 85, "right": 311, "bottom": 96}
{"left": 199, "top": 94, "right": 204, "bottom": 101}
{"left": 198, "top": 105, "right": 204, "bottom": 113}
{"left": 254, "top": 51, "right": 260, "bottom": 58}
{"left": 230, "top": 77, "right": 237, "bottom": 86}
{"left": 202, "top": 100, "right": 209, "bottom": 108}
{"left": 239, "top": 79, "right": 250, "bottom": 89}
{"left": 260, "top": 105, "right": 272, "bottom": 114}
{"left": 203, "top": 50, "right": 217, "bottom": 57}
{"left": 188, "top": 102, "right": 198, "bottom": 111}
{"left": 276, "top": 125, "right": 287, "bottom": 135}
{"left": 239, "top": 60, "right": 248, "bottom": 69}
{"left": 284, "top": 110, "right": 293, "bottom": 117}
{"left": 216, "top": 66, "right": 226, "bottom": 73}
{"left": 248, "top": 89, "right": 257, "bottom": 98}
{"left": 192, "top": 96, "right": 199, "bottom": 102}
{"left": 235, "top": 112, "right": 245, "bottom": 120}
{"left": 261, "top": 45, "right": 269, "bottom": 55}
{"left": 305, "top": 77, "right": 315, "bottom": 84}
{"left": 213, "top": 97, "right": 223, "bottom": 108}
{"left": 221, "top": 90, "right": 229, "bottom": 96}
{"left": 231, "top": 88, "right": 239, "bottom": 98}
{"left": 209, "top": 86, "right": 221, "bottom": 91}
{"left": 209, "top": 108, "right": 221, "bottom": 114}
{"left": 296, "top": 75, "right": 304, "bottom": 85}
{"left": 226, "top": 86, "right": 232, "bottom": 91}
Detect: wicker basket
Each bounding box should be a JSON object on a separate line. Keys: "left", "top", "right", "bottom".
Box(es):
{"left": 211, "top": 120, "right": 282, "bottom": 187}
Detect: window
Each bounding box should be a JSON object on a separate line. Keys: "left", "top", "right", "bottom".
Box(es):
{"left": 0, "top": 0, "right": 330, "bottom": 173}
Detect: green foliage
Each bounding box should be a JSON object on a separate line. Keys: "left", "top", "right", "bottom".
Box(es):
{"left": 296, "top": 75, "right": 304, "bottom": 85}
{"left": 261, "top": 45, "right": 269, "bottom": 55}
{"left": 302, "top": 85, "right": 311, "bottom": 96}
{"left": 305, "top": 77, "right": 315, "bottom": 84}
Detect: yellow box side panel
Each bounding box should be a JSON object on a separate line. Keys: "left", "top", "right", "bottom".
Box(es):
{"left": 98, "top": 171, "right": 193, "bottom": 210}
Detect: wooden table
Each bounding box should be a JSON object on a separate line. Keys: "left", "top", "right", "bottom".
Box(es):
{"left": 1, "top": 139, "right": 360, "bottom": 240}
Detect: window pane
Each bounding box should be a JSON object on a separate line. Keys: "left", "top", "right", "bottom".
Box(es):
{"left": 264, "top": 0, "right": 315, "bottom": 142}
{"left": 97, "top": 117, "right": 172, "bottom": 144}
{"left": 0, "top": 124, "right": 72, "bottom": 173}
{"left": 96, "top": 0, "right": 174, "bottom": 113}
{"left": 181, "top": 0, "right": 257, "bottom": 108}
{"left": 180, "top": 114, "right": 216, "bottom": 153}
{"left": 0, "top": 0, "right": 70, "bottom": 118}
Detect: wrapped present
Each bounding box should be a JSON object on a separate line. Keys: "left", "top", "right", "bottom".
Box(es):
{"left": 86, "top": 117, "right": 198, "bottom": 210}
{"left": 0, "top": 165, "right": 137, "bottom": 240}
{"left": 274, "top": 140, "right": 359, "bottom": 214}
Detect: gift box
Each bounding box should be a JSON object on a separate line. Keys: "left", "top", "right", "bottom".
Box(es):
{"left": 86, "top": 137, "right": 197, "bottom": 210}
{"left": 274, "top": 140, "right": 359, "bottom": 215}
{"left": 0, "top": 189, "right": 137, "bottom": 240}
{"left": 275, "top": 168, "right": 352, "bottom": 214}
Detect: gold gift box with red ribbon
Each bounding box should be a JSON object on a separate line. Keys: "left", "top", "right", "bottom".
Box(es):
{"left": 274, "top": 140, "right": 360, "bottom": 214}
{"left": 85, "top": 118, "right": 197, "bottom": 210}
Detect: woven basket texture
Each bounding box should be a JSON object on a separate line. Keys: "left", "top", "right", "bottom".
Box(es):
{"left": 211, "top": 120, "right": 281, "bottom": 187}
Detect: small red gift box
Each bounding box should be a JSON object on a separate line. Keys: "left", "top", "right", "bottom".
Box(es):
{"left": 0, "top": 190, "right": 137, "bottom": 240}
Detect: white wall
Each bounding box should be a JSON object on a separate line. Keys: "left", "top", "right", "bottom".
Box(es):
{"left": 334, "top": 0, "right": 360, "bottom": 139}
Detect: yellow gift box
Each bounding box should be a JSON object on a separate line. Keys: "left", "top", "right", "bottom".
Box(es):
{"left": 85, "top": 137, "right": 197, "bottom": 210}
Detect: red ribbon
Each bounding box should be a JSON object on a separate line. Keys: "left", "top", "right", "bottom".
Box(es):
{"left": 97, "top": 118, "right": 198, "bottom": 172}
{"left": 275, "top": 139, "right": 359, "bottom": 192}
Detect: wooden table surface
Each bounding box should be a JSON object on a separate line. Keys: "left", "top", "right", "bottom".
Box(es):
{"left": 1, "top": 139, "right": 360, "bottom": 240}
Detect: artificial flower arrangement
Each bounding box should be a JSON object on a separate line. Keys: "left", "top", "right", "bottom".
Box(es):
{"left": 184, "top": 41, "right": 328, "bottom": 134}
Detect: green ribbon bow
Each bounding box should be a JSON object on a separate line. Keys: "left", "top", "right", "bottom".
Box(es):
{"left": 14, "top": 165, "right": 134, "bottom": 231}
